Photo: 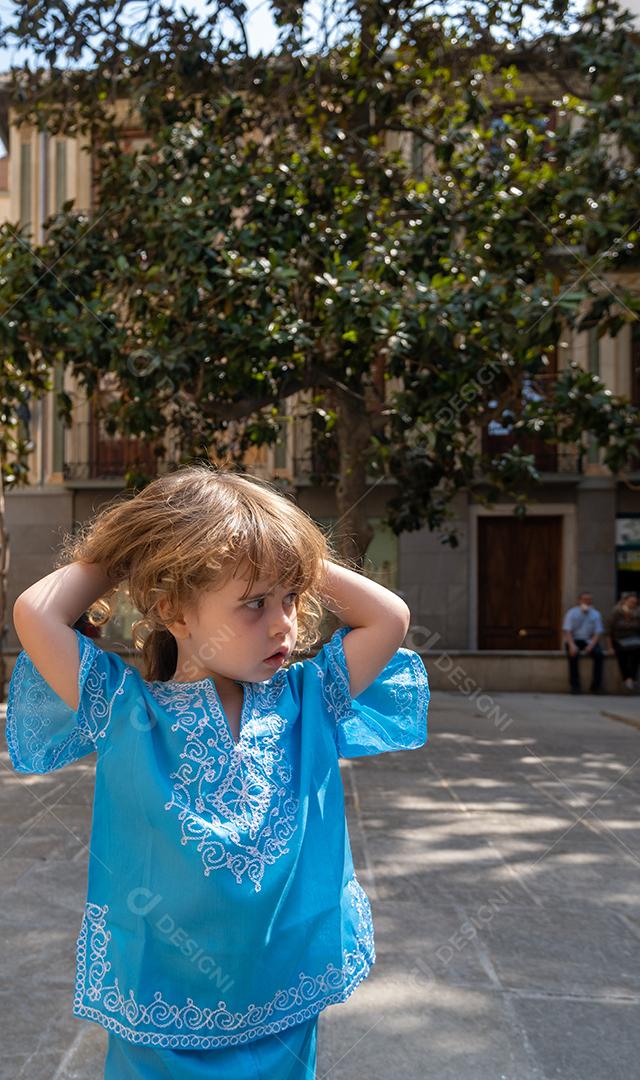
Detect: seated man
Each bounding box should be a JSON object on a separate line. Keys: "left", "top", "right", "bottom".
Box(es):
{"left": 562, "top": 592, "right": 605, "bottom": 694}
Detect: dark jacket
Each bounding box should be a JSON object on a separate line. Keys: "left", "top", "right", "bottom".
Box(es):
{"left": 608, "top": 605, "right": 640, "bottom": 643}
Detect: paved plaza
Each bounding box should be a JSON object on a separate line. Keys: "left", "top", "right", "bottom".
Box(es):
{"left": 1, "top": 688, "right": 639, "bottom": 1079}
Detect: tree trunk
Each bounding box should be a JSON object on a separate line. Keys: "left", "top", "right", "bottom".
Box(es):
{"left": 333, "top": 385, "right": 374, "bottom": 566}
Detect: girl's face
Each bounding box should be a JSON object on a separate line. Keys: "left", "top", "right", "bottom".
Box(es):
{"left": 168, "top": 562, "right": 300, "bottom": 684}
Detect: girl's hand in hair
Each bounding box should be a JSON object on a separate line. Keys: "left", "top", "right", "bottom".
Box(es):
{"left": 12, "top": 561, "right": 118, "bottom": 711}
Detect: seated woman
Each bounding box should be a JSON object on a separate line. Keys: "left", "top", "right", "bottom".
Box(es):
{"left": 608, "top": 592, "right": 640, "bottom": 693}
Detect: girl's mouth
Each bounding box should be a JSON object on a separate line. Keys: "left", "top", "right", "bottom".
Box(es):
{"left": 263, "top": 648, "right": 288, "bottom": 666}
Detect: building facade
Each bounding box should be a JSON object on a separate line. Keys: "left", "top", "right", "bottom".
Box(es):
{"left": 2, "top": 88, "right": 639, "bottom": 690}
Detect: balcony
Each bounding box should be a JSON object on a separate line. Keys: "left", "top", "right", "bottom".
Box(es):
{"left": 63, "top": 418, "right": 164, "bottom": 483}
{"left": 481, "top": 428, "right": 582, "bottom": 474}
{"left": 481, "top": 369, "right": 582, "bottom": 476}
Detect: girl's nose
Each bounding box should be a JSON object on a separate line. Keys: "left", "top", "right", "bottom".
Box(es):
{"left": 270, "top": 609, "right": 294, "bottom": 635}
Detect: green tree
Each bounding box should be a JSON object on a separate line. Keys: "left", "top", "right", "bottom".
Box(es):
{"left": 0, "top": 0, "right": 639, "bottom": 567}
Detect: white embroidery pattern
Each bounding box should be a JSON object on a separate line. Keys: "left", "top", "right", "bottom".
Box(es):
{"left": 6, "top": 631, "right": 131, "bottom": 772}
{"left": 81, "top": 903, "right": 111, "bottom": 1001}
{"left": 347, "top": 877, "right": 376, "bottom": 959}
{"left": 313, "top": 626, "right": 429, "bottom": 751}
{"left": 73, "top": 875, "right": 375, "bottom": 1049}
{"left": 149, "top": 676, "right": 299, "bottom": 892}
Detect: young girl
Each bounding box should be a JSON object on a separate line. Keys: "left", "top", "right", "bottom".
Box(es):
{"left": 6, "top": 463, "right": 429, "bottom": 1079}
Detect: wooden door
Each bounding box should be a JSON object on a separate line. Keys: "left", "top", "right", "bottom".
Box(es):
{"left": 478, "top": 516, "right": 562, "bottom": 649}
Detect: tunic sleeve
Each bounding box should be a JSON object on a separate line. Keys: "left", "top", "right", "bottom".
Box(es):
{"left": 6, "top": 628, "right": 137, "bottom": 774}
{"left": 308, "top": 624, "right": 429, "bottom": 759}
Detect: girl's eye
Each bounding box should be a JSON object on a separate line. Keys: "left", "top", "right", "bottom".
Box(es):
{"left": 245, "top": 592, "right": 298, "bottom": 611}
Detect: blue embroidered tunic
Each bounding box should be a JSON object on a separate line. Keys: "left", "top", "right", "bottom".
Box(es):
{"left": 5, "top": 625, "right": 429, "bottom": 1049}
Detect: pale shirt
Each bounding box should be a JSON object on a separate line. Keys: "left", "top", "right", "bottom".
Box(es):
{"left": 562, "top": 606, "right": 605, "bottom": 641}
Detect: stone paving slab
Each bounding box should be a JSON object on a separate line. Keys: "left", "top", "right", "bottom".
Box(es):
{"left": 1, "top": 691, "right": 640, "bottom": 1078}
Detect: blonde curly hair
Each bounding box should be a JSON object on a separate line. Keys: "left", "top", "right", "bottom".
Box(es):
{"left": 58, "top": 461, "right": 354, "bottom": 681}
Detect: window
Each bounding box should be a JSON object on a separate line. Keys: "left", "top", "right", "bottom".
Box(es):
{"left": 411, "top": 132, "right": 425, "bottom": 180}
{"left": 51, "top": 362, "right": 65, "bottom": 474}
{"left": 482, "top": 349, "right": 562, "bottom": 472}
{"left": 587, "top": 327, "right": 600, "bottom": 464}
{"left": 631, "top": 321, "right": 640, "bottom": 409}
{"left": 274, "top": 416, "right": 288, "bottom": 470}
{"left": 587, "top": 325, "right": 600, "bottom": 375}
{"left": 616, "top": 515, "right": 640, "bottom": 598}
{"left": 87, "top": 582, "right": 140, "bottom": 652}
{"left": 19, "top": 142, "right": 32, "bottom": 232}
{"left": 317, "top": 516, "right": 398, "bottom": 590}
{"left": 363, "top": 520, "right": 398, "bottom": 590}
{"left": 55, "top": 139, "right": 67, "bottom": 213}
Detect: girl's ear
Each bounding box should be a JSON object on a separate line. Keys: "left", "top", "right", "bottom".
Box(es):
{"left": 164, "top": 619, "right": 189, "bottom": 640}
{"left": 155, "top": 597, "right": 189, "bottom": 639}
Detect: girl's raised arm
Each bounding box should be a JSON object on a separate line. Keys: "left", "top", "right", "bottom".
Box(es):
{"left": 12, "top": 561, "right": 116, "bottom": 711}
{"left": 318, "top": 560, "right": 411, "bottom": 699}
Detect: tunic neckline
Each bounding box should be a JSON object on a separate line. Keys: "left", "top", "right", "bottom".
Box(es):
{"left": 159, "top": 674, "right": 251, "bottom": 748}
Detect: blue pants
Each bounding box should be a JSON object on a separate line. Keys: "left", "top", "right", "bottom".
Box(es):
{"left": 565, "top": 638, "right": 604, "bottom": 690}
{"left": 103, "top": 1017, "right": 318, "bottom": 1079}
